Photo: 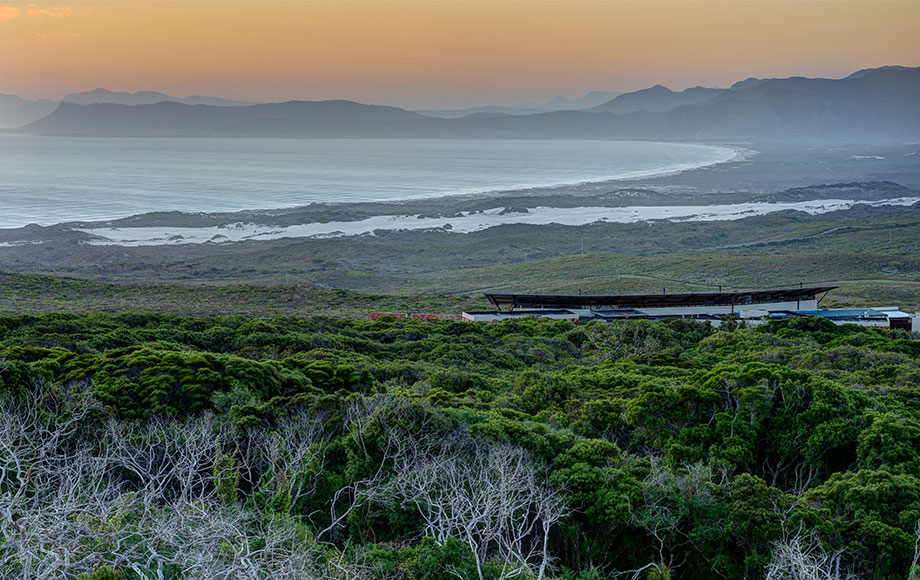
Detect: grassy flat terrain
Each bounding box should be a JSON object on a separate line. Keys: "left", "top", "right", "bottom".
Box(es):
{"left": 2, "top": 204, "right": 919, "bottom": 315}
{"left": 1, "top": 144, "right": 919, "bottom": 314}
{"left": 5, "top": 200, "right": 919, "bottom": 313}
{"left": 0, "top": 272, "right": 488, "bottom": 317}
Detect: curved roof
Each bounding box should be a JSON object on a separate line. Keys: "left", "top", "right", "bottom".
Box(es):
{"left": 486, "top": 287, "right": 837, "bottom": 310}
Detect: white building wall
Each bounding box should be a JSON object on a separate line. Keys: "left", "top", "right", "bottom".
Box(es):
{"left": 463, "top": 311, "right": 579, "bottom": 322}
{"left": 465, "top": 298, "right": 823, "bottom": 323}
{"left": 620, "top": 299, "right": 817, "bottom": 317}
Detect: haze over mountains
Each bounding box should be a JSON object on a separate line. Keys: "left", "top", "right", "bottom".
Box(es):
{"left": 0, "top": 89, "right": 253, "bottom": 129}
{"left": 22, "top": 100, "right": 426, "bottom": 138}
{"left": 9, "top": 66, "right": 920, "bottom": 141}
{"left": 0, "top": 89, "right": 619, "bottom": 128}
{"left": 418, "top": 91, "right": 622, "bottom": 118}
{"left": 0, "top": 94, "right": 57, "bottom": 129}
{"left": 589, "top": 85, "right": 726, "bottom": 113}
{"left": 56, "top": 88, "right": 252, "bottom": 108}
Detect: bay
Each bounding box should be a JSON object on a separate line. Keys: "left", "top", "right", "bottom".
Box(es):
{"left": 0, "top": 136, "right": 735, "bottom": 228}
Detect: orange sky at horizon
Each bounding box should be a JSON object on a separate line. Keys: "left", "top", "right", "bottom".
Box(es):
{"left": 1, "top": 0, "right": 918, "bottom": 108}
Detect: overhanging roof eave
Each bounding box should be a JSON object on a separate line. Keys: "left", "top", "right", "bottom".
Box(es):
{"left": 486, "top": 286, "right": 838, "bottom": 310}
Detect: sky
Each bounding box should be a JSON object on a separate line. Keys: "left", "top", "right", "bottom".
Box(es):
{"left": 1, "top": 0, "right": 918, "bottom": 109}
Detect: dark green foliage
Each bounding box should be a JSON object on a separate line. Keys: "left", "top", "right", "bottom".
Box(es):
{"left": 76, "top": 567, "right": 124, "bottom": 580}
{"left": 807, "top": 469, "right": 920, "bottom": 578}
{"left": 1, "top": 313, "right": 919, "bottom": 578}
{"left": 720, "top": 474, "right": 791, "bottom": 577}
{"left": 363, "top": 537, "right": 484, "bottom": 579}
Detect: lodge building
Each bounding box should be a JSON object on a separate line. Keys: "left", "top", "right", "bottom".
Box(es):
{"left": 461, "top": 286, "right": 915, "bottom": 330}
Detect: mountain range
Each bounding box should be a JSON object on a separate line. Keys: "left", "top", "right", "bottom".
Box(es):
{"left": 0, "top": 94, "right": 57, "bottom": 129}
{"left": 10, "top": 66, "right": 920, "bottom": 141}
{"left": 56, "top": 88, "right": 252, "bottom": 108}
{"left": 418, "top": 91, "right": 622, "bottom": 118}
{"left": 21, "top": 100, "right": 425, "bottom": 137}
{"left": 0, "top": 89, "right": 253, "bottom": 129}
{"left": 590, "top": 85, "right": 726, "bottom": 113}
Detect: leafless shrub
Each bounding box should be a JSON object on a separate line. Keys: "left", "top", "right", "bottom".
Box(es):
{"left": 0, "top": 389, "right": 350, "bottom": 579}
{"left": 243, "top": 413, "right": 330, "bottom": 517}
{"left": 584, "top": 320, "right": 670, "bottom": 363}
{"left": 0, "top": 387, "right": 567, "bottom": 579}
{"left": 616, "top": 459, "right": 719, "bottom": 580}
{"left": 388, "top": 437, "right": 568, "bottom": 580}
{"left": 104, "top": 413, "right": 226, "bottom": 503}
{"left": 319, "top": 396, "right": 447, "bottom": 542}
{"left": 909, "top": 518, "right": 920, "bottom": 580}
{"left": 315, "top": 396, "right": 569, "bottom": 579}
{"left": 765, "top": 527, "right": 860, "bottom": 580}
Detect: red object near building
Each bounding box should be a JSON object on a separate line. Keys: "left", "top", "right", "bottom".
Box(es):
{"left": 369, "top": 312, "right": 408, "bottom": 321}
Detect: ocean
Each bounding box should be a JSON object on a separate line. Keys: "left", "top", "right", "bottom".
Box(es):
{"left": 0, "top": 136, "right": 735, "bottom": 228}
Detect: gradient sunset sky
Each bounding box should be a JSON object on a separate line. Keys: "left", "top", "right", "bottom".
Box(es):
{"left": 2, "top": 0, "right": 918, "bottom": 109}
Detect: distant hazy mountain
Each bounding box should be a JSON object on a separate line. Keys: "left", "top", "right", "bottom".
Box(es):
{"left": 418, "top": 105, "right": 554, "bottom": 119}
{"left": 726, "top": 66, "right": 916, "bottom": 90}
{"left": 729, "top": 78, "right": 770, "bottom": 91}
{"left": 545, "top": 91, "right": 622, "bottom": 109}
{"left": 661, "top": 66, "right": 920, "bottom": 140}
{"left": 0, "top": 88, "right": 252, "bottom": 129}
{"left": 59, "top": 88, "right": 252, "bottom": 107}
{"left": 418, "top": 91, "right": 621, "bottom": 118}
{"left": 21, "top": 100, "right": 427, "bottom": 136}
{"left": 590, "top": 85, "right": 725, "bottom": 113}
{"left": 450, "top": 67, "right": 920, "bottom": 141}
{"left": 0, "top": 94, "right": 57, "bottom": 129}
{"left": 844, "top": 65, "right": 916, "bottom": 80}
{"left": 17, "top": 66, "right": 920, "bottom": 141}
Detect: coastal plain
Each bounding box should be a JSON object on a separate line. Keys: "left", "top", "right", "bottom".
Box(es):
{"left": 1, "top": 142, "right": 918, "bottom": 315}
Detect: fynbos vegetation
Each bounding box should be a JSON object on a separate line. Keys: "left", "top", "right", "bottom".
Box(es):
{"left": 1, "top": 313, "right": 919, "bottom": 579}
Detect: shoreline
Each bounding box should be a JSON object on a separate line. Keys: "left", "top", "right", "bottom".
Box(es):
{"left": 4, "top": 141, "right": 918, "bottom": 237}
{"left": 0, "top": 140, "right": 743, "bottom": 230}
{"left": 403, "top": 144, "right": 752, "bottom": 203}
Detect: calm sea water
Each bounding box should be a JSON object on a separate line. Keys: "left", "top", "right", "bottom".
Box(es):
{"left": 0, "top": 136, "right": 734, "bottom": 228}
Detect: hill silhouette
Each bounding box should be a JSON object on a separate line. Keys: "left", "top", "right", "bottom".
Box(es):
{"left": 17, "top": 66, "right": 920, "bottom": 141}
{"left": 590, "top": 85, "right": 725, "bottom": 113}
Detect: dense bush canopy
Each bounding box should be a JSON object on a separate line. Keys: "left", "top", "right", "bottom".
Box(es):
{"left": 0, "top": 313, "right": 918, "bottom": 579}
